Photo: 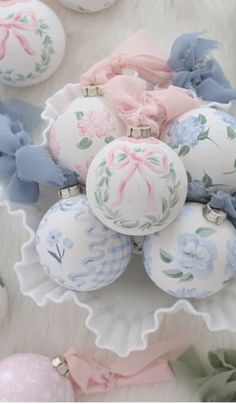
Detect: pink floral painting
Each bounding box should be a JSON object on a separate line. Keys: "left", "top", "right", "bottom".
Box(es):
{"left": 77, "top": 109, "right": 116, "bottom": 139}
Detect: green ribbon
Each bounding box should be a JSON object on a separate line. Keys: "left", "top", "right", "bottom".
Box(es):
{"left": 170, "top": 348, "right": 236, "bottom": 402}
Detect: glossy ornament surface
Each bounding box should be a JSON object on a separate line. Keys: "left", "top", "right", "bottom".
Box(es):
{"left": 162, "top": 107, "right": 236, "bottom": 194}
{"left": 58, "top": 0, "right": 118, "bottom": 13}
{"left": 36, "top": 194, "right": 132, "bottom": 291}
{"left": 0, "top": 354, "right": 75, "bottom": 402}
{"left": 86, "top": 137, "right": 188, "bottom": 236}
{"left": 0, "top": 0, "right": 65, "bottom": 86}
{"left": 143, "top": 203, "right": 236, "bottom": 299}
{"left": 49, "top": 96, "right": 124, "bottom": 184}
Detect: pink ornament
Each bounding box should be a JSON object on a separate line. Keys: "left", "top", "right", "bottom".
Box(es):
{"left": 0, "top": 354, "right": 75, "bottom": 402}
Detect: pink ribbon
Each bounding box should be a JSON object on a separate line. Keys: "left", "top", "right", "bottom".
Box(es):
{"left": 80, "top": 30, "right": 172, "bottom": 86}
{"left": 107, "top": 141, "right": 168, "bottom": 209}
{"left": 104, "top": 76, "right": 201, "bottom": 136}
{"left": 0, "top": 8, "right": 36, "bottom": 60}
{"left": 64, "top": 335, "right": 193, "bottom": 395}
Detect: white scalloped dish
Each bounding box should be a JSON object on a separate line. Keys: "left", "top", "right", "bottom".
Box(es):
{"left": 5, "top": 84, "right": 236, "bottom": 358}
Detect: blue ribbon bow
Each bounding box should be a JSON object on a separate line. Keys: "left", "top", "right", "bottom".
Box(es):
{"left": 168, "top": 32, "right": 236, "bottom": 103}
{"left": 0, "top": 99, "right": 77, "bottom": 203}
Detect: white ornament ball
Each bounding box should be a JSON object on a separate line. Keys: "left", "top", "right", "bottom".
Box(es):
{"left": 58, "top": 0, "right": 118, "bottom": 13}
{"left": 0, "top": 0, "right": 65, "bottom": 86}
{"left": 49, "top": 96, "right": 125, "bottom": 184}
{"left": 0, "top": 354, "right": 75, "bottom": 402}
{"left": 161, "top": 107, "right": 236, "bottom": 193}
{"left": 143, "top": 202, "right": 236, "bottom": 299}
{"left": 36, "top": 194, "right": 132, "bottom": 291}
{"left": 86, "top": 137, "right": 188, "bottom": 236}
{"left": 0, "top": 277, "right": 8, "bottom": 327}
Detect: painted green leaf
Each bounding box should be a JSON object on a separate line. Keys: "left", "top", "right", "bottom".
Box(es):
{"left": 196, "top": 227, "right": 216, "bottom": 237}
{"left": 186, "top": 171, "right": 192, "bottom": 183}
{"left": 202, "top": 172, "right": 213, "bottom": 188}
{"left": 179, "top": 273, "right": 194, "bottom": 282}
{"left": 227, "top": 126, "right": 236, "bottom": 140}
{"left": 105, "top": 136, "right": 114, "bottom": 144}
{"left": 103, "top": 189, "right": 109, "bottom": 203}
{"left": 197, "top": 114, "right": 207, "bottom": 124}
{"left": 160, "top": 249, "right": 173, "bottom": 263}
{"left": 234, "top": 159, "right": 236, "bottom": 168}
{"left": 98, "top": 176, "right": 106, "bottom": 187}
{"left": 77, "top": 137, "right": 92, "bottom": 149}
{"left": 163, "top": 269, "right": 183, "bottom": 278}
{"left": 117, "top": 153, "right": 127, "bottom": 162}
{"left": 0, "top": 277, "right": 4, "bottom": 288}
{"left": 106, "top": 167, "right": 112, "bottom": 176}
{"left": 48, "top": 47, "right": 55, "bottom": 55}
{"left": 162, "top": 198, "right": 169, "bottom": 214}
{"left": 75, "top": 111, "right": 84, "bottom": 120}
{"left": 40, "top": 23, "right": 49, "bottom": 29}
{"left": 120, "top": 220, "right": 140, "bottom": 228}
{"left": 178, "top": 145, "right": 190, "bottom": 157}
{"left": 145, "top": 215, "right": 158, "bottom": 223}
{"left": 198, "top": 130, "right": 209, "bottom": 140}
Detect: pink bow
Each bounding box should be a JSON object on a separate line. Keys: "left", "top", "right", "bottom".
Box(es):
{"left": 107, "top": 141, "right": 168, "bottom": 209}
{"left": 104, "top": 76, "right": 200, "bottom": 136}
{"left": 0, "top": 9, "right": 36, "bottom": 60}
{"left": 80, "top": 30, "right": 172, "bottom": 86}
{"left": 64, "top": 335, "right": 193, "bottom": 396}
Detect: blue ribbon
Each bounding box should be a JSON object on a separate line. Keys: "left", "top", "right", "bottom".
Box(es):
{"left": 168, "top": 32, "right": 236, "bottom": 103}
{"left": 0, "top": 99, "right": 77, "bottom": 203}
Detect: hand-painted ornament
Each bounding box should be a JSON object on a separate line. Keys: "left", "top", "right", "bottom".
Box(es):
{"left": 58, "top": 0, "right": 118, "bottom": 13}
{"left": 49, "top": 30, "right": 172, "bottom": 184}
{"left": 0, "top": 354, "right": 75, "bottom": 402}
{"left": 86, "top": 136, "right": 188, "bottom": 236}
{"left": 49, "top": 90, "right": 125, "bottom": 185}
{"left": 143, "top": 202, "right": 236, "bottom": 299}
{"left": 161, "top": 107, "right": 236, "bottom": 194}
{"left": 0, "top": 0, "right": 65, "bottom": 86}
{"left": 36, "top": 185, "right": 132, "bottom": 291}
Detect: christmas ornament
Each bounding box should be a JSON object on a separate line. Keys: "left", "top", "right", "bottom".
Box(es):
{"left": 58, "top": 0, "right": 118, "bottom": 13}
{"left": 168, "top": 32, "right": 236, "bottom": 103}
{"left": 0, "top": 337, "right": 191, "bottom": 402}
{"left": 161, "top": 107, "right": 236, "bottom": 194}
{"left": 86, "top": 76, "right": 200, "bottom": 236}
{"left": 49, "top": 30, "right": 172, "bottom": 184}
{"left": 36, "top": 185, "right": 132, "bottom": 291}
{"left": 143, "top": 202, "right": 236, "bottom": 299}
{"left": 0, "top": 0, "right": 65, "bottom": 86}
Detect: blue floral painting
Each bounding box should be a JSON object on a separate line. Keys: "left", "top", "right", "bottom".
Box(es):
{"left": 225, "top": 235, "right": 236, "bottom": 278}
{"left": 47, "top": 228, "right": 74, "bottom": 264}
{"left": 168, "top": 287, "right": 212, "bottom": 299}
{"left": 160, "top": 226, "right": 217, "bottom": 282}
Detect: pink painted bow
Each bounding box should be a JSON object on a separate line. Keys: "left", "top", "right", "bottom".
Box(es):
{"left": 107, "top": 141, "right": 168, "bottom": 209}
{"left": 64, "top": 335, "right": 193, "bottom": 396}
{"left": 0, "top": 8, "right": 36, "bottom": 60}
{"left": 104, "top": 75, "right": 200, "bottom": 136}
{"left": 80, "top": 30, "right": 172, "bottom": 87}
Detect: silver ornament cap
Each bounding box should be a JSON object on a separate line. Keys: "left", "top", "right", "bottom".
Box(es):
{"left": 202, "top": 203, "right": 227, "bottom": 225}
{"left": 81, "top": 84, "right": 103, "bottom": 97}
{"left": 51, "top": 355, "right": 70, "bottom": 377}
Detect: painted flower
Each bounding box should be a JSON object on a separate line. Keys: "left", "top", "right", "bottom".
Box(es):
{"left": 49, "top": 126, "right": 61, "bottom": 161}
{"left": 47, "top": 229, "right": 62, "bottom": 246}
{"left": 215, "top": 109, "right": 236, "bottom": 130}
{"left": 167, "top": 116, "right": 205, "bottom": 149}
{"left": 77, "top": 109, "right": 116, "bottom": 138}
{"left": 168, "top": 287, "right": 212, "bottom": 299}
{"left": 225, "top": 235, "right": 236, "bottom": 277}
{"left": 63, "top": 238, "right": 74, "bottom": 249}
{"left": 172, "top": 233, "right": 217, "bottom": 280}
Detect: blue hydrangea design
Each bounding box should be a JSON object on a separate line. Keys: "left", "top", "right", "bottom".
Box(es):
{"left": 168, "top": 287, "right": 212, "bottom": 299}
{"left": 167, "top": 116, "right": 206, "bottom": 149}
{"left": 215, "top": 109, "right": 236, "bottom": 130}
{"left": 47, "top": 229, "right": 62, "bottom": 246}
{"left": 225, "top": 235, "right": 236, "bottom": 278}
{"left": 63, "top": 238, "right": 74, "bottom": 249}
{"left": 172, "top": 233, "right": 217, "bottom": 280}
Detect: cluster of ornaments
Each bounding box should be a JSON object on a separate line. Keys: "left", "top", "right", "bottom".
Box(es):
{"left": 34, "top": 30, "right": 236, "bottom": 301}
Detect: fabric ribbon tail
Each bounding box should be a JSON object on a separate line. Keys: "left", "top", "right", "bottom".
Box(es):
{"left": 196, "top": 77, "right": 236, "bottom": 103}
{"left": 7, "top": 171, "right": 39, "bottom": 203}
{"left": 0, "top": 99, "right": 42, "bottom": 132}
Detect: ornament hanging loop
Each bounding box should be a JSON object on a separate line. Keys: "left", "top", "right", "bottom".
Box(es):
{"left": 51, "top": 355, "right": 70, "bottom": 377}
{"left": 202, "top": 203, "right": 227, "bottom": 225}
